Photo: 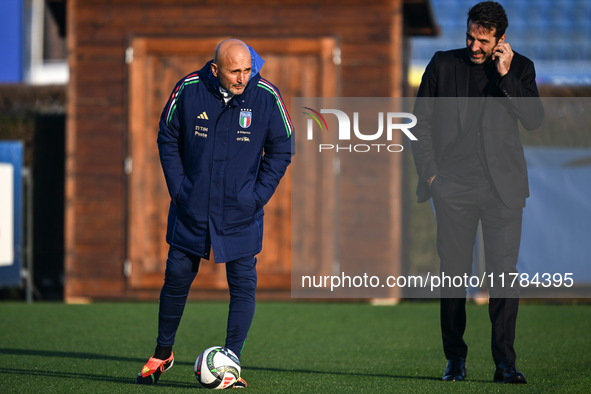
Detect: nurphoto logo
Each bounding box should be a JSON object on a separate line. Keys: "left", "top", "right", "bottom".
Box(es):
{"left": 302, "top": 106, "right": 418, "bottom": 153}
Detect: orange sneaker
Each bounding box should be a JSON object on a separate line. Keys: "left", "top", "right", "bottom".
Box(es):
{"left": 135, "top": 352, "right": 174, "bottom": 384}
{"left": 233, "top": 376, "right": 247, "bottom": 388}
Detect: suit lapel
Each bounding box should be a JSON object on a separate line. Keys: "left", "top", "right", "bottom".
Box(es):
{"left": 456, "top": 56, "right": 470, "bottom": 134}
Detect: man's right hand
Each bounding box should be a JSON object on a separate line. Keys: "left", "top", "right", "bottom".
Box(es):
{"left": 427, "top": 174, "right": 437, "bottom": 187}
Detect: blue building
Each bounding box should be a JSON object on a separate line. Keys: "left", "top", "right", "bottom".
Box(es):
{"left": 0, "top": 0, "right": 67, "bottom": 84}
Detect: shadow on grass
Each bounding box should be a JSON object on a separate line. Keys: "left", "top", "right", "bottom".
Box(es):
{"left": 0, "top": 347, "right": 493, "bottom": 384}
{"left": 245, "top": 365, "right": 496, "bottom": 384}
{"left": 0, "top": 367, "right": 197, "bottom": 389}
{"left": 0, "top": 347, "right": 192, "bottom": 366}
{"left": 0, "top": 347, "right": 196, "bottom": 388}
{"left": 244, "top": 365, "right": 446, "bottom": 383}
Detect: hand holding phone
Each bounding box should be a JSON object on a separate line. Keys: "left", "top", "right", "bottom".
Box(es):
{"left": 492, "top": 39, "right": 513, "bottom": 77}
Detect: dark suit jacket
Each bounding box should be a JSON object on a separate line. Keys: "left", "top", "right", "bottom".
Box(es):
{"left": 411, "top": 48, "right": 544, "bottom": 208}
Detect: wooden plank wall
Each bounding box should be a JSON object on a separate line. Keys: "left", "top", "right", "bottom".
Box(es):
{"left": 66, "top": 0, "right": 404, "bottom": 301}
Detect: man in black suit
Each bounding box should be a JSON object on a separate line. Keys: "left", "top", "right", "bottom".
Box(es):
{"left": 411, "top": 1, "right": 543, "bottom": 384}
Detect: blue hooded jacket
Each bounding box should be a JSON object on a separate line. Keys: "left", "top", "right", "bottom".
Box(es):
{"left": 157, "top": 48, "right": 293, "bottom": 262}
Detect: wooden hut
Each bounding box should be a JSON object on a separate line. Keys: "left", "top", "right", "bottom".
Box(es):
{"left": 65, "top": 0, "right": 437, "bottom": 301}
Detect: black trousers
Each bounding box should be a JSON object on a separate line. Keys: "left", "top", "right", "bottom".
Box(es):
{"left": 431, "top": 176, "right": 523, "bottom": 366}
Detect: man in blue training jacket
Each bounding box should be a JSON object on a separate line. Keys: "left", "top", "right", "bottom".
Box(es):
{"left": 136, "top": 39, "right": 293, "bottom": 387}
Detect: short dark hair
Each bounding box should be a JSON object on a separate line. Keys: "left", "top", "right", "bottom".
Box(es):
{"left": 467, "top": 1, "right": 508, "bottom": 38}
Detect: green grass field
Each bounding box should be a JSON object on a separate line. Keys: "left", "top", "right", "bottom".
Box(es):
{"left": 0, "top": 301, "right": 590, "bottom": 393}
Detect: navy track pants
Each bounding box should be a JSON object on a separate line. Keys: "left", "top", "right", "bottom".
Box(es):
{"left": 156, "top": 246, "right": 257, "bottom": 359}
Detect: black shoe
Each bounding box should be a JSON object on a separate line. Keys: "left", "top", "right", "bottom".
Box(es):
{"left": 494, "top": 362, "right": 526, "bottom": 384}
{"left": 442, "top": 358, "right": 467, "bottom": 381}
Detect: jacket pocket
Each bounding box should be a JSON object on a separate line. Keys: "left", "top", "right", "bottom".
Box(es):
{"left": 429, "top": 175, "right": 444, "bottom": 199}
{"left": 175, "top": 174, "right": 207, "bottom": 217}
{"left": 174, "top": 175, "right": 190, "bottom": 207}
{"left": 223, "top": 183, "right": 259, "bottom": 228}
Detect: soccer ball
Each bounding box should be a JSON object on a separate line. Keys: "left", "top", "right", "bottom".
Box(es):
{"left": 194, "top": 346, "right": 241, "bottom": 389}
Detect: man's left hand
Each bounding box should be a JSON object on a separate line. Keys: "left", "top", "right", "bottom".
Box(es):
{"left": 492, "top": 41, "right": 513, "bottom": 77}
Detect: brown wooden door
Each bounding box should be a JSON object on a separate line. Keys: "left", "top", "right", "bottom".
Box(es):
{"left": 127, "top": 37, "right": 338, "bottom": 293}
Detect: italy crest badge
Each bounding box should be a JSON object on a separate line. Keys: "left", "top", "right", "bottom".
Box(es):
{"left": 239, "top": 110, "right": 252, "bottom": 128}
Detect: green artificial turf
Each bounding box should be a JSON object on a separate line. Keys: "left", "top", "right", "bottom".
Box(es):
{"left": 0, "top": 301, "right": 590, "bottom": 392}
